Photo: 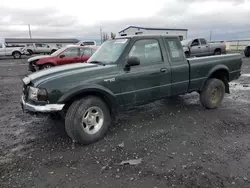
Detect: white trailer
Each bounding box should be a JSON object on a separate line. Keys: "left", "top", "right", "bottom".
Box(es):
{"left": 119, "top": 26, "right": 188, "bottom": 41}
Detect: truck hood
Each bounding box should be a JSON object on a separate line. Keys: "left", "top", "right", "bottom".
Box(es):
{"left": 22, "top": 63, "right": 99, "bottom": 85}
{"left": 28, "top": 55, "right": 51, "bottom": 62}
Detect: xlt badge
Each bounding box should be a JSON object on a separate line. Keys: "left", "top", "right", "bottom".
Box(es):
{"left": 104, "top": 78, "right": 115, "bottom": 82}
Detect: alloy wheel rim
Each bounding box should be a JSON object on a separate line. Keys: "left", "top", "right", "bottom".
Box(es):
{"left": 81, "top": 106, "right": 104, "bottom": 135}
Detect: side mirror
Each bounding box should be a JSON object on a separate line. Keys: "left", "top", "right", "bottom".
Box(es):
{"left": 126, "top": 56, "right": 140, "bottom": 67}
{"left": 59, "top": 54, "right": 65, "bottom": 58}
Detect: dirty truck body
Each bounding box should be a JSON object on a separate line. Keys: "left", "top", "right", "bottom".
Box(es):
{"left": 20, "top": 35, "right": 242, "bottom": 144}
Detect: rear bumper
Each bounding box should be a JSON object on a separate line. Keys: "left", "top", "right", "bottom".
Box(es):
{"left": 20, "top": 95, "right": 64, "bottom": 113}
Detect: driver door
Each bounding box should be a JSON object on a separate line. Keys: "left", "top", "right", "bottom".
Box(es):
{"left": 119, "top": 38, "right": 171, "bottom": 106}
{"left": 190, "top": 39, "right": 201, "bottom": 56}
{"left": 57, "top": 48, "right": 80, "bottom": 65}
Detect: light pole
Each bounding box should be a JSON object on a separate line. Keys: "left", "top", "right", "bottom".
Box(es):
{"left": 28, "top": 24, "right": 32, "bottom": 39}
{"left": 100, "top": 27, "right": 102, "bottom": 44}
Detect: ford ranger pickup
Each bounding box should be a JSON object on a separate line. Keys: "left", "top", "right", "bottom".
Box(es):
{"left": 20, "top": 34, "right": 242, "bottom": 144}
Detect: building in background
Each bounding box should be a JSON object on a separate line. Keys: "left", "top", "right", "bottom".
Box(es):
{"left": 119, "top": 26, "right": 188, "bottom": 41}
{"left": 5, "top": 38, "right": 79, "bottom": 48}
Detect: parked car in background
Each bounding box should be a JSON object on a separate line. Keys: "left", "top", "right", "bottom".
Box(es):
{"left": 0, "top": 38, "right": 28, "bottom": 59}
{"left": 76, "top": 40, "right": 97, "bottom": 46}
{"left": 21, "top": 35, "right": 242, "bottom": 144}
{"left": 181, "top": 38, "right": 226, "bottom": 57}
{"left": 28, "top": 45, "right": 98, "bottom": 72}
{"left": 24, "top": 43, "right": 59, "bottom": 55}
{"left": 244, "top": 45, "right": 250, "bottom": 57}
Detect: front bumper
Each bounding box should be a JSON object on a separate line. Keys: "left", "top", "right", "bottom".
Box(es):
{"left": 20, "top": 95, "right": 64, "bottom": 113}
{"left": 29, "top": 62, "right": 37, "bottom": 72}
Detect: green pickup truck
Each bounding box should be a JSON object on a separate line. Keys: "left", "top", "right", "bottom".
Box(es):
{"left": 21, "top": 35, "right": 242, "bottom": 144}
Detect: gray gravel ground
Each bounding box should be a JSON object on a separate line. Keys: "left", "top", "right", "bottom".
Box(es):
{"left": 1, "top": 56, "right": 250, "bottom": 188}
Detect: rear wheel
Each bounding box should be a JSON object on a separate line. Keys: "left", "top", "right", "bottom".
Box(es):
{"left": 214, "top": 49, "right": 221, "bottom": 55}
{"left": 200, "top": 78, "right": 225, "bottom": 109}
{"left": 13, "top": 51, "right": 21, "bottom": 59}
{"left": 245, "top": 47, "right": 250, "bottom": 57}
{"left": 40, "top": 63, "right": 54, "bottom": 70}
{"left": 65, "top": 96, "right": 111, "bottom": 144}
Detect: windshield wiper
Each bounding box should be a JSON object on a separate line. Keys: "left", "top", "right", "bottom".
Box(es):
{"left": 88, "top": 61, "right": 106, "bottom": 66}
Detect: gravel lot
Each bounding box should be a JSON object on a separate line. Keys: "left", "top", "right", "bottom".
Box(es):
{"left": 1, "top": 55, "right": 250, "bottom": 188}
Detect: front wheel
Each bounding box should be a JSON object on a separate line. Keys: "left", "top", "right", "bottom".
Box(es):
{"left": 65, "top": 96, "right": 111, "bottom": 144}
{"left": 185, "top": 51, "right": 191, "bottom": 58}
{"left": 200, "top": 78, "right": 225, "bottom": 109}
{"left": 27, "top": 50, "right": 33, "bottom": 56}
{"left": 40, "top": 63, "right": 54, "bottom": 70}
{"left": 13, "top": 51, "right": 21, "bottom": 59}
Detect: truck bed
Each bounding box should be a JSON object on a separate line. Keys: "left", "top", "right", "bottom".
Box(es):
{"left": 187, "top": 53, "right": 242, "bottom": 92}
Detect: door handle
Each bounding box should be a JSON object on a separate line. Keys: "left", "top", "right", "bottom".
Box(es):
{"left": 198, "top": 47, "right": 201, "bottom": 48}
{"left": 160, "top": 68, "right": 167, "bottom": 72}
{"left": 206, "top": 46, "right": 208, "bottom": 47}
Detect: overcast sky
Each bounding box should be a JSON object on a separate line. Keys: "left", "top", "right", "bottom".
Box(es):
{"left": 0, "top": 0, "right": 250, "bottom": 40}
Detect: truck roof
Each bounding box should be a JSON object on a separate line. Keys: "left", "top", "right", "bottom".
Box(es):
{"left": 115, "top": 34, "right": 179, "bottom": 39}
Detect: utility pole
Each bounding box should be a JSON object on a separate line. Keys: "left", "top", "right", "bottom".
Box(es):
{"left": 209, "top": 30, "right": 212, "bottom": 42}
{"left": 100, "top": 27, "right": 102, "bottom": 44}
{"left": 28, "top": 24, "right": 32, "bottom": 39}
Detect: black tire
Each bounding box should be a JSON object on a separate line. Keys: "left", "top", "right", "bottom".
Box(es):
{"left": 51, "top": 49, "right": 57, "bottom": 54}
{"left": 185, "top": 51, "right": 190, "bottom": 58}
{"left": 245, "top": 47, "right": 250, "bottom": 57}
{"left": 12, "top": 51, "right": 21, "bottom": 59}
{"left": 214, "top": 49, "right": 221, "bottom": 55}
{"left": 200, "top": 78, "right": 225, "bottom": 109}
{"left": 65, "top": 96, "right": 111, "bottom": 144}
{"left": 40, "top": 63, "right": 54, "bottom": 70}
{"left": 27, "top": 50, "right": 33, "bottom": 56}
{"left": 64, "top": 100, "right": 82, "bottom": 141}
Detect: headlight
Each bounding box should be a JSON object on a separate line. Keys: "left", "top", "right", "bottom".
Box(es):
{"left": 28, "top": 87, "right": 48, "bottom": 101}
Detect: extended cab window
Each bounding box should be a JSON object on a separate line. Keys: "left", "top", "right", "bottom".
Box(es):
{"left": 0, "top": 43, "right": 2, "bottom": 48}
{"left": 62, "top": 48, "right": 79, "bottom": 56}
{"left": 200, "top": 39, "right": 207, "bottom": 45}
{"left": 35, "top": 44, "right": 42, "bottom": 47}
{"left": 165, "top": 38, "right": 184, "bottom": 62}
{"left": 129, "top": 39, "right": 162, "bottom": 65}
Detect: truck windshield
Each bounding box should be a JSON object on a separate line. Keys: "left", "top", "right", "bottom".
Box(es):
{"left": 87, "top": 39, "right": 129, "bottom": 64}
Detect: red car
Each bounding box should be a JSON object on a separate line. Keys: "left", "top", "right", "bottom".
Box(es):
{"left": 28, "top": 45, "right": 98, "bottom": 72}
